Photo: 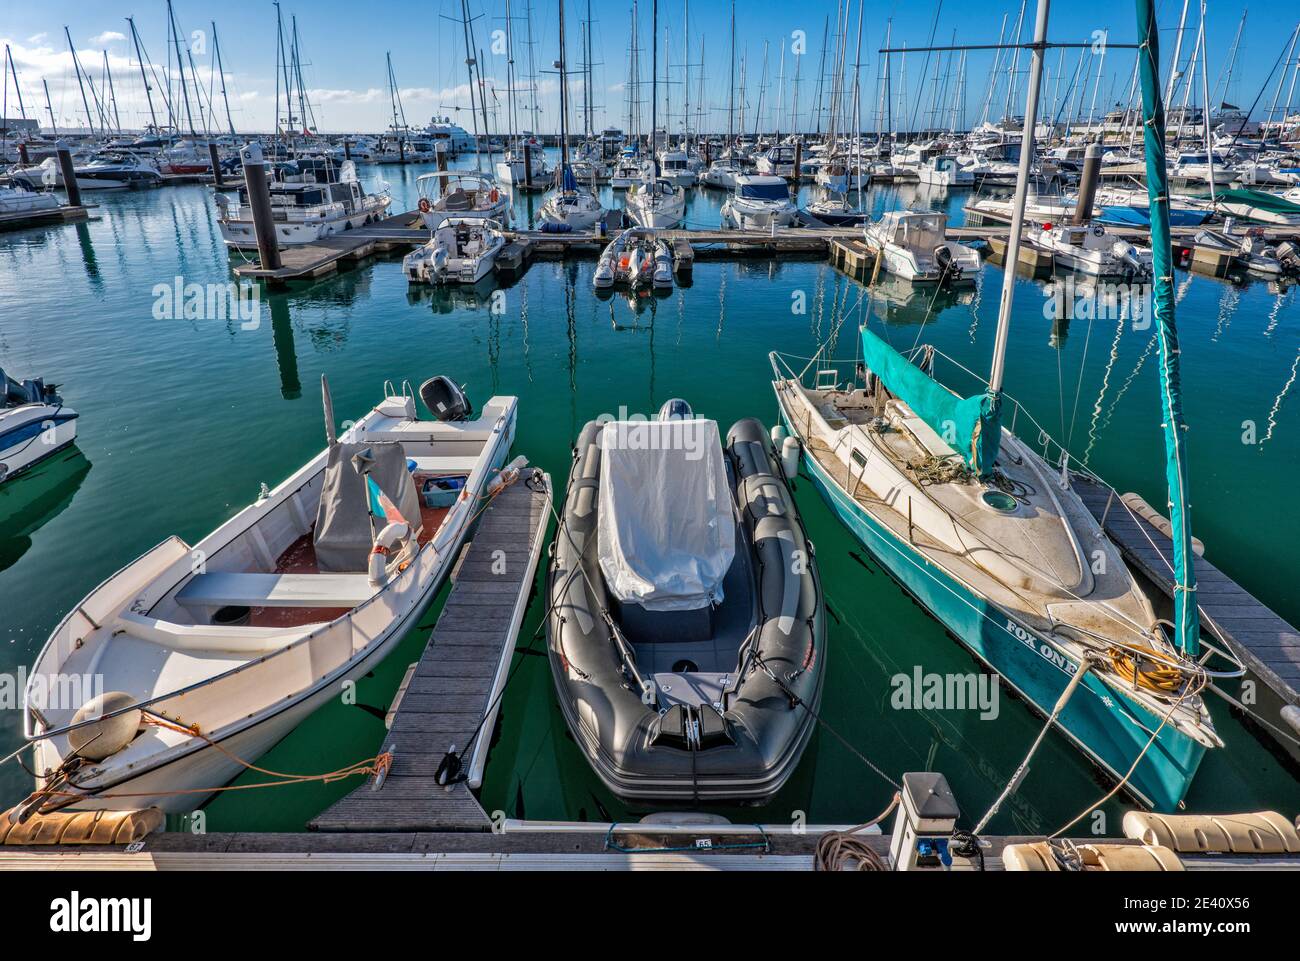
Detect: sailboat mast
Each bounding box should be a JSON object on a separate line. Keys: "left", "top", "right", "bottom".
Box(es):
{"left": 167, "top": 0, "right": 197, "bottom": 136}
{"left": 213, "top": 23, "right": 236, "bottom": 136}
{"left": 5, "top": 45, "right": 27, "bottom": 121}
{"left": 987, "top": 0, "right": 1049, "bottom": 395}
{"left": 1135, "top": 0, "right": 1200, "bottom": 657}
{"left": 64, "top": 27, "right": 97, "bottom": 137}
{"left": 727, "top": 0, "right": 735, "bottom": 146}
{"left": 650, "top": 0, "right": 658, "bottom": 174}
{"left": 128, "top": 18, "right": 158, "bottom": 133}
{"left": 558, "top": 0, "right": 569, "bottom": 171}
{"left": 682, "top": 0, "right": 689, "bottom": 146}
{"left": 43, "top": 79, "right": 57, "bottom": 138}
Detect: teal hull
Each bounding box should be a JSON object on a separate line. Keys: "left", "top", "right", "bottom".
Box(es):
{"left": 788, "top": 414, "right": 1207, "bottom": 813}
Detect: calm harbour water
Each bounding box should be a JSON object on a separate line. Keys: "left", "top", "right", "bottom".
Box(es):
{"left": 0, "top": 154, "right": 1296, "bottom": 834}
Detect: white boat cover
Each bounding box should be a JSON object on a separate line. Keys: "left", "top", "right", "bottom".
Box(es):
{"left": 597, "top": 418, "right": 735, "bottom": 611}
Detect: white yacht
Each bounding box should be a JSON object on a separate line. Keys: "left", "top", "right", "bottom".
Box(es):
{"left": 701, "top": 157, "right": 744, "bottom": 189}
{"left": 611, "top": 150, "right": 649, "bottom": 189}
{"left": 625, "top": 176, "right": 686, "bottom": 229}
{"left": 0, "top": 184, "right": 60, "bottom": 215}
{"left": 755, "top": 144, "right": 798, "bottom": 179}
{"left": 426, "top": 116, "right": 477, "bottom": 154}
{"left": 863, "top": 210, "right": 981, "bottom": 283}
{"left": 538, "top": 166, "right": 605, "bottom": 231}
{"left": 218, "top": 159, "right": 391, "bottom": 249}
{"left": 403, "top": 217, "right": 506, "bottom": 285}
{"left": 658, "top": 149, "right": 697, "bottom": 187}
{"left": 720, "top": 174, "right": 798, "bottom": 230}
{"left": 495, "top": 137, "right": 551, "bottom": 193}
{"left": 917, "top": 155, "right": 974, "bottom": 189}
{"left": 9, "top": 152, "right": 162, "bottom": 191}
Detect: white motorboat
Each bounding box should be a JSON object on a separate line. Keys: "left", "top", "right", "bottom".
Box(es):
{"left": 720, "top": 174, "right": 798, "bottom": 230}
{"left": 610, "top": 151, "right": 649, "bottom": 189}
{"left": 157, "top": 141, "right": 213, "bottom": 175}
{"left": 658, "top": 149, "right": 697, "bottom": 187}
{"left": 403, "top": 217, "right": 507, "bottom": 285}
{"left": 8, "top": 152, "right": 162, "bottom": 191}
{"left": 1030, "top": 222, "right": 1153, "bottom": 277}
{"left": 916, "top": 155, "right": 974, "bottom": 188}
{"left": 495, "top": 137, "right": 551, "bottom": 193}
{"left": 755, "top": 144, "right": 798, "bottom": 179}
{"left": 625, "top": 176, "right": 685, "bottom": 229}
{"left": 219, "top": 158, "right": 391, "bottom": 249}
{"left": 1192, "top": 225, "right": 1287, "bottom": 276}
{"left": 415, "top": 171, "right": 511, "bottom": 230}
{"left": 863, "top": 210, "right": 981, "bottom": 283}
{"left": 701, "top": 157, "right": 744, "bottom": 189}
{"left": 593, "top": 227, "right": 673, "bottom": 289}
{"left": 0, "top": 185, "right": 60, "bottom": 215}
{"left": 815, "top": 156, "right": 870, "bottom": 193}
{"left": 1170, "top": 151, "right": 1235, "bottom": 187}
{"left": 0, "top": 370, "right": 77, "bottom": 484}
{"left": 21, "top": 378, "right": 519, "bottom": 813}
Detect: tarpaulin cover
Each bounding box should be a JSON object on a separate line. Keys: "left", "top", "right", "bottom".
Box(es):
{"left": 861, "top": 327, "right": 1002, "bottom": 476}
{"left": 314, "top": 441, "right": 422, "bottom": 572}
{"left": 597, "top": 419, "right": 735, "bottom": 611}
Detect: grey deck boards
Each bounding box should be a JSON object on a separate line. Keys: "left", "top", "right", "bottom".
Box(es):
{"left": 310, "top": 468, "right": 551, "bottom": 832}
{"left": 1075, "top": 476, "right": 1300, "bottom": 708}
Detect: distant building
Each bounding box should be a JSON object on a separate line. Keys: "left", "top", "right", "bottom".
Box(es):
{"left": 0, "top": 118, "right": 40, "bottom": 136}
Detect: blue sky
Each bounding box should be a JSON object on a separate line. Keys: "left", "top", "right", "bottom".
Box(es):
{"left": 2, "top": 1, "right": 1294, "bottom": 134}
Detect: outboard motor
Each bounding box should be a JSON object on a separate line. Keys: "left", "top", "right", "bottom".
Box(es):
{"left": 1277, "top": 240, "right": 1300, "bottom": 277}
{"left": 656, "top": 398, "right": 694, "bottom": 421}
{"left": 933, "top": 244, "right": 955, "bottom": 284}
{"left": 419, "top": 376, "right": 473, "bottom": 422}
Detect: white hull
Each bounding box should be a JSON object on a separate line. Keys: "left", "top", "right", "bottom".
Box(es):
{"left": 220, "top": 196, "right": 392, "bottom": 248}
{"left": 0, "top": 405, "right": 78, "bottom": 483}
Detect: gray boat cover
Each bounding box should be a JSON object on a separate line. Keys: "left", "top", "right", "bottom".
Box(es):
{"left": 597, "top": 419, "right": 735, "bottom": 611}
{"left": 314, "top": 441, "right": 422, "bottom": 573}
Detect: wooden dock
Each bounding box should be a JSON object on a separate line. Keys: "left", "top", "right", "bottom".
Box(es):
{"left": 310, "top": 467, "right": 552, "bottom": 832}
{"left": 1075, "top": 475, "right": 1300, "bottom": 764}
{"left": 232, "top": 210, "right": 427, "bottom": 284}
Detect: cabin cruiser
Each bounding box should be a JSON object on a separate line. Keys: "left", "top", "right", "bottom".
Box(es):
{"left": 415, "top": 171, "right": 510, "bottom": 230}
{"left": 495, "top": 136, "right": 551, "bottom": 193}
{"left": 1029, "top": 222, "right": 1153, "bottom": 277}
{"left": 917, "top": 154, "right": 974, "bottom": 189}
{"left": 0, "top": 184, "right": 60, "bottom": 215}
{"left": 701, "top": 157, "right": 744, "bottom": 189}
{"left": 425, "top": 116, "right": 477, "bottom": 155}
{"left": 720, "top": 174, "right": 798, "bottom": 230}
{"left": 0, "top": 370, "right": 77, "bottom": 485}
{"left": 218, "top": 158, "right": 391, "bottom": 248}
{"left": 1170, "top": 151, "right": 1235, "bottom": 187}
{"left": 8, "top": 152, "right": 162, "bottom": 191}
{"left": 625, "top": 176, "right": 686, "bottom": 229}
{"left": 593, "top": 227, "right": 673, "bottom": 290}
{"left": 547, "top": 405, "right": 825, "bottom": 802}
{"left": 538, "top": 166, "right": 605, "bottom": 231}
{"left": 755, "top": 144, "right": 798, "bottom": 179}
{"left": 403, "top": 217, "right": 506, "bottom": 285}
{"left": 1212, "top": 188, "right": 1300, "bottom": 228}
{"left": 20, "top": 378, "right": 518, "bottom": 813}
{"left": 157, "top": 141, "right": 213, "bottom": 175}
{"left": 658, "top": 149, "right": 697, "bottom": 187}
{"left": 610, "top": 149, "right": 649, "bottom": 189}
{"left": 815, "top": 155, "right": 869, "bottom": 193}
{"left": 864, "top": 211, "right": 981, "bottom": 283}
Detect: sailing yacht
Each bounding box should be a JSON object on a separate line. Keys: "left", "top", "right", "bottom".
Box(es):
{"left": 624, "top": 0, "right": 685, "bottom": 231}
{"left": 769, "top": 0, "right": 1236, "bottom": 813}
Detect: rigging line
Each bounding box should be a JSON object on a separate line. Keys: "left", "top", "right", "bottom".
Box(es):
{"left": 1065, "top": 309, "right": 1097, "bottom": 451}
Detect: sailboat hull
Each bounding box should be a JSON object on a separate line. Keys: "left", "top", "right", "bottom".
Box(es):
{"left": 781, "top": 407, "right": 1207, "bottom": 813}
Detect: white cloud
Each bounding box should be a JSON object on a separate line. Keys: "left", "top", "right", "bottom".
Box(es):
{"left": 89, "top": 31, "right": 127, "bottom": 46}
{"left": 27, "top": 33, "right": 47, "bottom": 44}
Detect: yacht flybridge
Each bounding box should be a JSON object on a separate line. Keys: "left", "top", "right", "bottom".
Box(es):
{"left": 21, "top": 378, "right": 518, "bottom": 813}
{"left": 219, "top": 158, "right": 391, "bottom": 248}
{"left": 769, "top": 0, "right": 1242, "bottom": 813}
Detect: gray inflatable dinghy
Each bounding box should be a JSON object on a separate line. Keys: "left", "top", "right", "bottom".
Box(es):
{"left": 546, "top": 404, "right": 825, "bottom": 803}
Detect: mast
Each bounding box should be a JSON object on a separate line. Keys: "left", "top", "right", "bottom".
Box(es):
{"left": 127, "top": 18, "right": 159, "bottom": 133}
{"left": 167, "top": 0, "right": 197, "bottom": 136}
{"left": 459, "top": 0, "right": 490, "bottom": 169}
{"left": 64, "top": 27, "right": 97, "bottom": 137}
{"left": 987, "top": 0, "right": 1049, "bottom": 396}
{"left": 1135, "top": 0, "right": 1200, "bottom": 657}
{"left": 649, "top": 0, "right": 658, "bottom": 174}
{"left": 1164, "top": 0, "right": 1189, "bottom": 108}
{"left": 212, "top": 23, "right": 236, "bottom": 136}
{"left": 727, "top": 0, "right": 735, "bottom": 147}
{"left": 505, "top": 0, "right": 518, "bottom": 151}
{"left": 682, "top": 0, "right": 689, "bottom": 147}
{"left": 5, "top": 45, "right": 26, "bottom": 122}
{"left": 1197, "top": 1, "right": 1215, "bottom": 202}
{"left": 43, "top": 79, "right": 57, "bottom": 138}
{"left": 102, "top": 52, "right": 122, "bottom": 134}
{"left": 558, "top": 0, "right": 570, "bottom": 175}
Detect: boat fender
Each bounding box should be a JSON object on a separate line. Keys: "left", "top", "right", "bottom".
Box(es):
{"left": 418, "top": 198, "right": 431, "bottom": 213}
{"left": 369, "top": 522, "right": 412, "bottom": 585}
{"left": 770, "top": 424, "right": 788, "bottom": 448}
{"left": 68, "top": 692, "right": 143, "bottom": 761}
{"left": 780, "top": 436, "right": 801, "bottom": 480}
{"left": 488, "top": 455, "right": 530, "bottom": 495}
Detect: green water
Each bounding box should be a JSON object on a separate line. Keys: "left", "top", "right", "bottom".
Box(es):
{"left": 0, "top": 161, "right": 1296, "bottom": 836}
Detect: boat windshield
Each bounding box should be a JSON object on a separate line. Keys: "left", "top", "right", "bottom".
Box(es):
{"left": 740, "top": 181, "right": 790, "bottom": 201}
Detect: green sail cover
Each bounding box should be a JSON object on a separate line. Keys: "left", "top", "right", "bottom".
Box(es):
{"left": 861, "top": 327, "right": 1002, "bottom": 476}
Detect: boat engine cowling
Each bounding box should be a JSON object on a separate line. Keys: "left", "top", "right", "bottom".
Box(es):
{"left": 419, "top": 376, "right": 473, "bottom": 422}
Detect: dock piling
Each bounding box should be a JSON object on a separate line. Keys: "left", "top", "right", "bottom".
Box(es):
{"left": 54, "top": 141, "right": 81, "bottom": 208}
{"left": 208, "top": 141, "right": 224, "bottom": 188}
{"left": 240, "top": 141, "right": 282, "bottom": 272}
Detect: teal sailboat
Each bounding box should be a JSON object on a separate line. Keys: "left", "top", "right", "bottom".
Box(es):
{"left": 770, "top": 0, "right": 1240, "bottom": 811}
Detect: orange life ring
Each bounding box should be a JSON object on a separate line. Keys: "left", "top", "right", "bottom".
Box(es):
{"left": 418, "top": 198, "right": 431, "bottom": 213}
{"left": 489, "top": 188, "right": 500, "bottom": 203}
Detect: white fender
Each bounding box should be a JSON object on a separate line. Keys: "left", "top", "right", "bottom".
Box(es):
{"left": 780, "top": 436, "right": 801, "bottom": 480}
{"left": 369, "top": 521, "right": 412, "bottom": 585}
{"left": 488, "top": 455, "right": 529, "bottom": 495}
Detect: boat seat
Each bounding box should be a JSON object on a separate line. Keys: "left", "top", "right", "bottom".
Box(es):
{"left": 176, "top": 571, "right": 377, "bottom": 610}
{"left": 407, "top": 455, "right": 478, "bottom": 475}
{"left": 443, "top": 189, "right": 471, "bottom": 211}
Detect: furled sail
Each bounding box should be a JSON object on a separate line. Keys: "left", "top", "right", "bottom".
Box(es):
{"left": 861, "top": 328, "right": 1002, "bottom": 476}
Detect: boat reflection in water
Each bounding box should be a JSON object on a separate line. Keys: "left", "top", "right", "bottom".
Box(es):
{"left": 0, "top": 448, "right": 92, "bottom": 574}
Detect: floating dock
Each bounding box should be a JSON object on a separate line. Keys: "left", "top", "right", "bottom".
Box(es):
{"left": 1075, "top": 475, "right": 1300, "bottom": 766}
{"left": 0, "top": 203, "right": 92, "bottom": 234}
{"left": 309, "top": 466, "right": 552, "bottom": 832}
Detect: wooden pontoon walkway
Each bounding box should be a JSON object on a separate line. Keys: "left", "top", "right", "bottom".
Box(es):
{"left": 0, "top": 203, "right": 92, "bottom": 233}
{"left": 310, "top": 467, "right": 551, "bottom": 832}
{"left": 1075, "top": 475, "right": 1300, "bottom": 762}
{"left": 232, "top": 209, "right": 427, "bottom": 283}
